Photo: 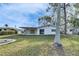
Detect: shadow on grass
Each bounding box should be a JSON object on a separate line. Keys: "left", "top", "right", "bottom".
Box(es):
{"left": 54, "top": 47, "right": 65, "bottom": 56}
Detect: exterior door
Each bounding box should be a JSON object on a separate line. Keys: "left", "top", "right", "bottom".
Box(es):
{"left": 40, "top": 29, "right": 44, "bottom": 34}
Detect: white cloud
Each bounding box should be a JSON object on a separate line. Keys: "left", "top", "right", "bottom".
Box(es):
{"left": 0, "top": 3, "right": 48, "bottom": 27}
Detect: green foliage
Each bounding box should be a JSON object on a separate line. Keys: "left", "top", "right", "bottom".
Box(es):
{"left": 39, "top": 16, "right": 52, "bottom": 21}
{"left": 40, "top": 16, "right": 52, "bottom": 22}
{"left": 74, "top": 4, "right": 79, "bottom": 16}
{"left": 74, "top": 4, "right": 79, "bottom": 9}
{"left": 0, "top": 30, "right": 17, "bottom": 35}
{"left": 38, "top": 16, "right": 52, "bottom": 26}
{"left": 69, "top": 4, "right": 79, "bottom": 27}
{"left": 70, "top": 18, "right": 79, "bottom": 27}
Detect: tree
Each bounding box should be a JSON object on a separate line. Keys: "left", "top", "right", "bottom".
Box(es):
{"left": 70, "top": 18, "right": 79, "bottom": 27}
{"left": 61, "top": 3, "right": 72, "bottom": 34}
{"left": 69, "top": 4, "right": 79, "bottom": 28}
{"left": 40, "top": 3, "right": 72, "bottom": 47}
{"left": 48, "top": 3, "right": 70, "bottom": 35}
{"left": 5, "top": 24, "right": 8, "bottom": 27}
{"left": 38, "top": 16, "right": 53, "bottom": 26}
{"left": 47, "top": 3, "right": 62, "bottom": 47}
{"left": 63, "top": 3, "right": 67, "bottom": 34}
{"left": 54, "top": 4, "right": 62, "bottom": 47}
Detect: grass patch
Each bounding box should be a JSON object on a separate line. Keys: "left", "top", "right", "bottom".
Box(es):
{"left": 0, "top": 35, "right": 79, "bottom": 56}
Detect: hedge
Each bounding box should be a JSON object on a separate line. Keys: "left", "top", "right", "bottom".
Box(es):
{"left": 0, "top": 30, "right": 17, "bottom": 35}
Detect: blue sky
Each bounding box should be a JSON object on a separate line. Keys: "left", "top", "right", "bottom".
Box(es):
{"left": 0, "top": 3, "right": 49, "bottom": 28}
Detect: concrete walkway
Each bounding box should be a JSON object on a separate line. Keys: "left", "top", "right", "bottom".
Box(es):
{"left": 0, "top": 39, "right": 16, "bottom": 45}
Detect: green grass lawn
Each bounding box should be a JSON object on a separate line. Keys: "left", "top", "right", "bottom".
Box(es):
{"left": 0, "top": 35, "right": 79, "bottom": 56}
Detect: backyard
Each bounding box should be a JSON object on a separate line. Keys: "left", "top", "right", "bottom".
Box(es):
{"left": 0, "top": 35, "right": 79, "bottom": 56}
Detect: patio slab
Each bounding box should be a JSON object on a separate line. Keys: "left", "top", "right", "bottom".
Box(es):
{"left": 0, "top": 39, "right": 16, "bottom": 45}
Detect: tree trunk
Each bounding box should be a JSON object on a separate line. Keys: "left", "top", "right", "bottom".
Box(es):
{"left": 63, "top": 3, "right": 67, "bottom": 35}
{"left": 54, "top": 4, "right": 62, "bottom": 47}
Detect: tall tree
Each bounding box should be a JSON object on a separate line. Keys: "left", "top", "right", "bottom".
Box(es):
{"left": 47, "top": 3, "right": 62, "bottom": 47}
{"left": 40, "top": 3, "right": 71, "bottom": 47}
{"left": 61, "top": 3, "right": 72, "bottom": 34}
{"left": 54, "top": 4, "right": 62, "bottom": 47}
{"left": 48, "top": 3, "right": 69, "bottom": 35}
{"left": 63, "top": 3, "right": 67, "bottom": 34}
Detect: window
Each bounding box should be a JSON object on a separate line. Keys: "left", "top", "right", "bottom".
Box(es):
{"left": 4, "top": 29, "right": 7, "bottom": 30}
{"left": 70, "top": 29, "right": 72, "bottom": 32}
{"left": 53, "top": 23, "right": 55, "bottom": 25}
{"left": 0, "top": 29, "right": 2, "bottom": 31}
{"left": 40, "top": 29, "right": 44, "bottom": 34}
{"left": 10, "top": 29, "right": 14, "bottom": 30}
{"left": 30, "top": 30, "right": 35, "bottom": 34}
{"left": 51, "top": 29, "right": 56, "bottom": 32}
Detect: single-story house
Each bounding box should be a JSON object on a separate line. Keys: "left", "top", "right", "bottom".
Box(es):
{"left": 19, "top": 15, "right": 77, "bottom": 35}
{"left": 20, "top": 25, "right": 56, "bottom": 35}
{"left": 20, "top": 26, "right": 77, "bottom": 35}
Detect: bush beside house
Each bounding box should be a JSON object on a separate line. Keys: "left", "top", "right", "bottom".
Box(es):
{"left": 0, "top": 27, "right": 17, "bottom": 35}
{"left": 0, "top": 30, "right": 17, "bottom": 35}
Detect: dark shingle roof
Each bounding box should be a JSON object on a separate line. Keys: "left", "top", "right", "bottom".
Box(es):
{"left": 20, "top": 27, "right": 37, "bottom": 29}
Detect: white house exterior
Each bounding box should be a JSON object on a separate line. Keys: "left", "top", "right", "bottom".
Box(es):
{"left": 20, "top": 22, "right": 77, "bottom": 35}
{"left": 20, "top": 15, "right": 76, "bottom": 35}
{"left": 20, "top": 24, "right": 77, "bottom": 35}
{"left": 20, "top": 27, "right": 38, "bottom": 35}
{"left": 37, "top": 25, "right": 56, "bottom": 35}
{"left": 20, "top": 25, "right": 56, "bottom": 35}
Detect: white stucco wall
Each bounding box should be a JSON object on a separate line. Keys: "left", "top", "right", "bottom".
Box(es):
{"left": 21, "top": 26, "right": 74, "bottom": 35}
{"left": 17, "top": 31, "right": 22, "bottom": 34}
{"left": 37, "top": 26, "right": 56, "bottom": 35}
{"left": 66, "top": 28, "right": 73, "bottom": 34}
{"left": 21, "top": 26, "right": 56, "bottom": 35}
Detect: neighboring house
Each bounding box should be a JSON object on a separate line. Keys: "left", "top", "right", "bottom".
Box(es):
{"left": 71, "top": 28, "right": 79, "bottom": 35}
{"left": 60, "top": 24, "right": 79, "bottom": 35}
{"left": 0, "top": 27, "right": 22, "bottom": 34}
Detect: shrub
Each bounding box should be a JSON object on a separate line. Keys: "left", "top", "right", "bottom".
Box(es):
{"left": 0, "top": 30, "right": 17, "bottom": 35}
